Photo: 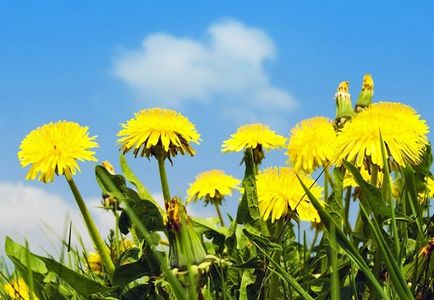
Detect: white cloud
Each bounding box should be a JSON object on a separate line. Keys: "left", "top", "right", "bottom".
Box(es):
{"left": 0, "top": 182, "right": 114, "bottom": 256}
{"left": 0, "top": 182, "right": 228, "bottom": 263}
{"left": 113, "top": 20, "right": 297, "bottom": 122}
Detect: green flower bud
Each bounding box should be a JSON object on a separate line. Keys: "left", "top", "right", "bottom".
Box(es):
{"left": 334, "top": 81, "right": 354, "bottom": 129}
{"left": 166, "top": 197, "right": 207, "bottom": 269}
{"left": 355, "top": 73, "right": 374, "bottom": 112}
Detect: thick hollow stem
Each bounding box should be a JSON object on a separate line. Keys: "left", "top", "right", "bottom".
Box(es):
{"left": 214, "top": 203, "right": 225, "bottom": 226}
{"left": 66, "top": 177, "right": 114, "bottom": 276}
{"left": 157, "top": 156, "right": 171, "bottom": 202}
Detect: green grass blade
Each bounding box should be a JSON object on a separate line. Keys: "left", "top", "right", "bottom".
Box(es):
{"left": 343, "top": 162, "right": 413, "bottom": 299}
{"left": 119, "top": 154, "right": 157, "bottom": 204}
{"left": 379, "top": 133, "right": 400, "bottom": 261}
{"left": 358, "top": 203, "right": 413, "bottom": 299}
{"left": 297, "top": 174, "right": 389, "bottom": 300}
{"left": 253, "top": 240, "right": 315, "bottom": 300}
{"left": 402, "top": 166, "right": 424, "bottom": 241}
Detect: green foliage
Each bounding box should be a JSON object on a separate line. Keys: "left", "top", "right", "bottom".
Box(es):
{"left": 3, "top": 98, "right": 434, "bottom": 299}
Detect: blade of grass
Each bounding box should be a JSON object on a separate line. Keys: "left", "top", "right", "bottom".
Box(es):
{"left": 402, "top": 166, "right": 424, "bottom": 241}
{"left": 297, "top": 174, "right": 389, "bottom": 300}
{"left": 343, "top": 162, "right": 413, "bottom": 299}
{"left": 358, "top": 203, "right": 413, "bottom": 299}
{"left": 252, "top": 240, "right": 315, "bottom": 300}
{"left": 379, "top": 133, "right": 400, "bottom": 262}
{"left": 25, "top": 240, "right": 35, "bottom": 300}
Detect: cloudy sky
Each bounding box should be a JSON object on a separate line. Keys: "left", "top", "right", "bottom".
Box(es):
{"left": 0, "top": 1, "right": 432, "bottom": 254}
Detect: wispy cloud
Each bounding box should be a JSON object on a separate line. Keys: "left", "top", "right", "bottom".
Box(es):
{"left": 0, "top": 183, "right": 221, "bottom": 257}
{"left": 113, "top": 20, "right": 297, "bottom": 125}
{"left": 0, "top": 182, "right": 113, "bottom": 255}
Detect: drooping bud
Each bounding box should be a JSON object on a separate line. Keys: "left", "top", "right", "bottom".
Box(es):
{"left": 166, "top": 197, "right": 206, "bottom": 269}
{"left": 252, "top": 144, "right": 265, "bottom": 165}
{"left": 101, "top": 161, "right": 115, "bottom": 175}
{"left": 334, "top": 81, "right": 354, "bottom": 129}
{"left": 355, "top": 73, "right": 374, "bottom": 112}
{"left": 100, "top": 161, "right": 119, "bottom": 209}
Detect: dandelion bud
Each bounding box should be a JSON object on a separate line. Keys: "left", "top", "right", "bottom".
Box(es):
{"left": 101, "top": 160, "right": 115, "bottom": 175}
{"left": 355, "top": 73, "right": 374, "bottom": 112}
{"left": 334, "top": 81, "right": 354, "bottom": 128}
{"left": 166, "top": 197, "right": 206, "bottom": 269}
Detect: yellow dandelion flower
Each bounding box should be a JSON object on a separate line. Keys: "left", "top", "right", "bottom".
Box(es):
{"left": 222, "top": 123, "right": 286, "bottom": 164}
{"left": 222, "top": 123, "right": 286, "bottom": 152}
{"left": 117, "top": 108, "right": 200, "bottom": 159}
{"left": 256, "top": 167, "right": 323, "bottom": 223}
{"left": 187, "top": 169, "right": 241, "bottom": 205}
{"left": 4, "top": 278, "right": 38, "bottom": 300}
{"left": 424, "top": 176, "right": 434, "bottom": 199}
{"left": 336, "top": 102, "right": 429, "bottom": 169}
{"left": 87, "top": 252, "right": 102, "bottom": 275}
{"left": 18, "top": 121, "right": 98, "bottom": 183}
{"left": 286, "top": 117, "right": 337, "bottom": 173}
{"left": 119, "top": 239, "right": 135, "bottom": 253}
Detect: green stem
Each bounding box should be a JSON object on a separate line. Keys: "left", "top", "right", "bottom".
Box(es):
{"left": 330, "top": 223, "right": 340, "bottom": 300}
{"left": 268, "top": 219, "right": 283, "bottom": 299}
{"left": 254, "top": 163, "right": 259, "bottom": 176}
{"left": 344, "top": 187, "right": 352, "bottom": 235}
{"left": 157, "top": 156, "right": 171, "bottom": 202}
{"left": 66, "top": 177, "right": 114, "bottom": 276}
{"left": 324, "top": 167, "right": 335, "bottom": 187}
{"left": 309, "top": 227, "right": 320, "bottom": 253}
{"left": 214, "top": 203, "right": 225, "bottom": 226}
{"left": 113, "top": 205, "right": 120, "bottom": 260}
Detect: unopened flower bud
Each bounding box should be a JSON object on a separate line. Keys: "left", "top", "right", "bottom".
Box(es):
{"left": 166, "top": 197, "right": 206, "bottom": 269}
{"left": 334, "top": 81, "right": 354, "bottom": 129}
{"left": 355, "top": 74, "right": 374, "bottom": 112}
{"left": 101, "top": 160, "right": 115, "bottom": 175}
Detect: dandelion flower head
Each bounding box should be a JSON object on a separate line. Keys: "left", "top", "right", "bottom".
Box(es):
{"left": 87, "top": 252, "right": 102, "bottom": 275}
{"left": 222, "top": 123, "right": 286, "bottom": 153}
{"left": 18, "top": 121, "right": 98, "bottom": 183}
{"left": 187, "top": 169, "right": 240, "bottom": 205}
{"left": 425, "top": 176, "right": 434, "bottom": 199}
{"left": 4, "top": 278, "right": 39, "bottom": 300}
{"left": 286, "top": 116, "right": 337, "bottom": 173}
{"left": 256, "top": 167, "right": 323, "bottom": 223}
{"left": 117, "top": 108, "right": 200, "bottom": 159}
{"left": 336, "top": 102, "right": 429, "bottom": 169}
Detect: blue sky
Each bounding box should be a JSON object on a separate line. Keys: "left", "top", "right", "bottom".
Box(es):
{"left": 0, "top": 1, "right": 432, "bottom": 250}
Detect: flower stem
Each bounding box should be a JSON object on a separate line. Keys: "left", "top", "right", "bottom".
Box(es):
{"left": 214, "top": 203, "right": 225, "bottom": 226}
{"left": 157, "top": 156, "right": 171, "bottom": 202}
{"left": 66, "top": 177, "right": 114, "bottom": 276}
{"left": 268, "top": 219, "right": 283, "bottom": 299}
